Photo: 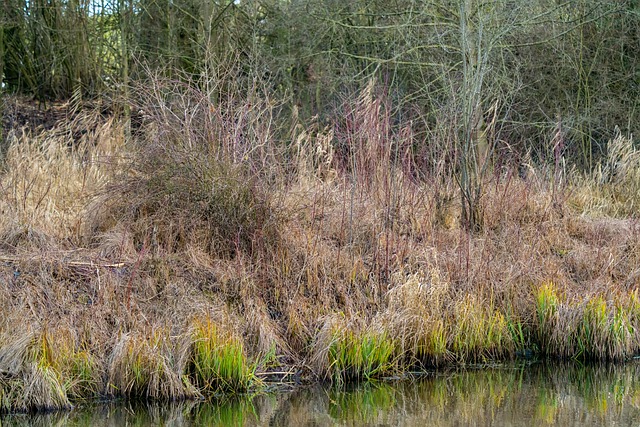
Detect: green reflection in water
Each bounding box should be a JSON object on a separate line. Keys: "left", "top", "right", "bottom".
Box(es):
{"left": 4, "top": 362, "right": 640, "bottom": 426}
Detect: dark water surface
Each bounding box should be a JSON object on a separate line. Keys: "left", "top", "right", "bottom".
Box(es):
{"left": 3, "top": 362, "right": 640, "bottom": 426}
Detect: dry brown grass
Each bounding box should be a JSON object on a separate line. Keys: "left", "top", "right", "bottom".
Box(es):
{"left": 1, "top": 86, "right": 639, "bottom": 412}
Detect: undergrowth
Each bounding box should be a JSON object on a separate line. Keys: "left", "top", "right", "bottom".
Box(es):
{"left": 0, "top": 83, "right": 639, "bottom": 413}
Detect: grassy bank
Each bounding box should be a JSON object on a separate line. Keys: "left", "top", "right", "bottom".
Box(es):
{"left": 1, "top": 86, "right": 639, "bottom": 413}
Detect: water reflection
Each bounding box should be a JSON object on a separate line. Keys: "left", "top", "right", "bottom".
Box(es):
{"left": 4, "top": 362, "right": 640, "bottom": 426}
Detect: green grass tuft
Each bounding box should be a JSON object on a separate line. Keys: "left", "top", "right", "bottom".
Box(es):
{"left": 536, "top": 282, "right": 559, "bottom": 353}
{"left": 190, "top": 319, "right": 255, "bottom": 393}
{"left": 328, "top": 329, "right": 396, "bottom": 385}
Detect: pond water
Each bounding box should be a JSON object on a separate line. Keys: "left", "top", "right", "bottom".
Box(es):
{"left": 3, "top": 361, "right": 640, "bottom": 426}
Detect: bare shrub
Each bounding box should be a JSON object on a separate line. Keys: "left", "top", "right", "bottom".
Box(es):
{"left": 94, "top": 76, "right": 281, "bottom": 258}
